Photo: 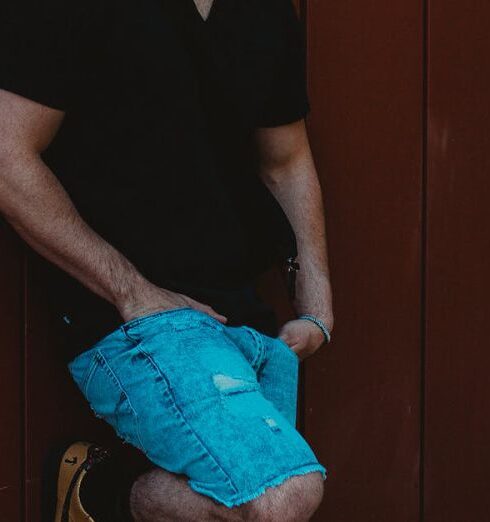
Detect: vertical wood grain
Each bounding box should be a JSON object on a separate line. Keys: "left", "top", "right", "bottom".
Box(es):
{"left": 303, "top": 1, "right": 424, "bottom": 520}
{"left": 424, "top": 1, "right": 490, "bottom": 520}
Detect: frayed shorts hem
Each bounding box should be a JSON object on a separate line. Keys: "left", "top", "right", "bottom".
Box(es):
{"left": 189, "top": 463, "right": 328, "bottom": 508}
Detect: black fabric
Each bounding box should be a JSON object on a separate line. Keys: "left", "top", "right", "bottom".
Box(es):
{"left": 1, "top": 0, "right": 308, "bottom": 359}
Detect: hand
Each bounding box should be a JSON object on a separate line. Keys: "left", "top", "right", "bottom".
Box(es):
{"left": 116, "top": 278, "right": 228, "bottom": 324}
{"left": 278, "top": 318, "right": 331, "bottom": 361}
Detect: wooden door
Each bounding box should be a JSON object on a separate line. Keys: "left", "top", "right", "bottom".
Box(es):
{"left": 303, "top": 0, "right": 424, "bottom": 520}
{"left": 424, "top": 1, "right": 490, "bottom": 520}
{"left": 303, "top": 0, "right": 490, "bottom": 521}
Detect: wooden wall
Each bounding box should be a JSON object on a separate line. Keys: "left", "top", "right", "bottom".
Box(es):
{"left": 303, "top": 0, "right": 423, "bottom": 519}
{"left": 302, "top": 0, "right": 490, "bottom": 521}
{"left": 1, "top": 1, "right": 490, "bottom": 520}
{"left": 424, "top": 1, "right": 490, "bottom": 520}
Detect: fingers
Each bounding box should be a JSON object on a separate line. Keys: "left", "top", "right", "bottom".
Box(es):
{"left": 277, "top": 324, "right": 299, "bottom": 346}
{"left": 281, "top": 336, "right": 301, "bottom": 350}
{"left": 187, "top": 298, "right": 228, "bottom": 324}
{"left": 278, "top": 333, "right": 294, "bottom": 347}
{"left": 278, "top": 320, "right": 318, "bottom": 360}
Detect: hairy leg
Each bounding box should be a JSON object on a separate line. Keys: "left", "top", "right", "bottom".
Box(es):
{"left": 130, "top": 467, "right": 324, "bottom": 522}
{"left": 129, "top": 467, "right": 244, "bottom": 522}
{"left": 242, "top": 472, "right": 324, "bottom": 522}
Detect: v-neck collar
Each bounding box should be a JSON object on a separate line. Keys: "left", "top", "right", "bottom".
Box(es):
{"left": 189, "top": 0, "right": 218, "bottom": 24}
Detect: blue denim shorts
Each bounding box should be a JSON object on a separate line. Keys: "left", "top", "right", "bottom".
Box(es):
{"left": 67, "top": 307, "right": 327, "bottom": 507}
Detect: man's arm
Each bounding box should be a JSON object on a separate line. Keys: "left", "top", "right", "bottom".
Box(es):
{"left": 256, "top": 119, "right": 334, "bottom": 358}
{"left": 0, "top": 89, "right": 226, "bottom": 323}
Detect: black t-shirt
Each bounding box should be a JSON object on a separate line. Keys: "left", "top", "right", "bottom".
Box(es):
{"left": 1, "top": 0, "right": 309, "bottom": 357}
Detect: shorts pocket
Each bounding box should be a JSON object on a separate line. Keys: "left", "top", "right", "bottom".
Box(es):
{"left": 83, "top": 350, "right": 144, "bottom": 450}
{"left": 223, "top": 325, "right": 265, "bottom": 371}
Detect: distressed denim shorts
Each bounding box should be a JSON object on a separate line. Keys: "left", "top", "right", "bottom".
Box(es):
{"left": 67, "top": 307, "right": 327, "bottom": 507}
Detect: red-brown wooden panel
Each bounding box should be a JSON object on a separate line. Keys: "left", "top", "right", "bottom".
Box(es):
{"left": 0, "top": 223, "right": 24, "bottom": 522}
{"left": 304, "top": 1, "right": 423, "bottom": 520}
{"left": 425, "top": 2, "right": 490, "bottom": 520}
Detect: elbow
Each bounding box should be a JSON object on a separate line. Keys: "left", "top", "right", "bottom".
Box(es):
{"left": 259, "top": 165, "right": 281, "bottom": 187}
{"left": 259, "top": 155, "right": 307, "bottom": 188}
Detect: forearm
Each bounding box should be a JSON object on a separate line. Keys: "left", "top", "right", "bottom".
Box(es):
{"left": 0, "top": 152, "right": 146, "bottom": 311}
{"left": 0, "top": 90, "right": 228, "bottom": 325}
{"left": 260, "top": 150, "right": 333, "bottom": 328}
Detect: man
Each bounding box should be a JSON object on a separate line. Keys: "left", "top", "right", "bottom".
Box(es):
{"left": 0, "top": 0, "right": 334, "bottom": 519}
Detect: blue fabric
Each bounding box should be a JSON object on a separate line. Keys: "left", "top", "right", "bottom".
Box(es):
{"left": 68, "top": 307, "right": 327, "bottom": 507}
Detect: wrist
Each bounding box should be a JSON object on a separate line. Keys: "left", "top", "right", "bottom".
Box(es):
{"left": 113, "top": 271, "right": 150, "bottom": 313}
{"left": 297, "top": 313, "right": 332, "bottom": 344}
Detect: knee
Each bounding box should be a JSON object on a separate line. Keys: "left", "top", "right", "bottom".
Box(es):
{"left": 242, "top": 472, "right": 324, "bottom": 522}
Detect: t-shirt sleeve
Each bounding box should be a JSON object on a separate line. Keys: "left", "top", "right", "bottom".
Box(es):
{"left": 0, "top": 0, "right": 72, "bottom": 110}
{"left": 256, "top": 0, "right": 310, "bottom": 128}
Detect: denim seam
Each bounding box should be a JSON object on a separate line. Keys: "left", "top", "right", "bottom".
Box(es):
{"left": 120, "top": 325, "right": 140, "bottom": 344}
{"left": 121, "top": 308, "right": 222, "bottom": 341}
{"left": 169, "top": 320, "right": 223, "bottom": 334}
{"left": 121, "top": 306, "right": 193, "bottom": 331}
{"left": 91, "top": 350, "right": 145, "bottom": 450}
{"left": 79, "top": 354, "right": 99, "bottom": 393}
{"left": 275, "top": 336, "right": 300, "bottom": 362}
{"left": 135, "top": 343, "right": 239, "bottom": 494}
{"left": 242, "top": 326, "right": 265, "bottom": 371}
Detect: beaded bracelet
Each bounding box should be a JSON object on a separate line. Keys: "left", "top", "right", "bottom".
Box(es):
{"left": 298, "top": 314, "right": 332, "bottom": 344}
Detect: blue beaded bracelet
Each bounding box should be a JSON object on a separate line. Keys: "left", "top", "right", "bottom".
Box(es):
{"left": 298, "top": 314, "right": 331, "bottom": 344}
